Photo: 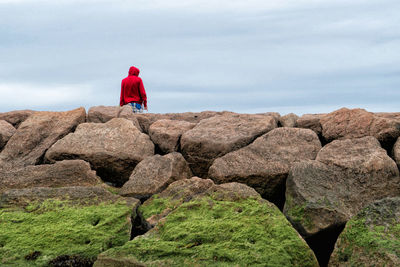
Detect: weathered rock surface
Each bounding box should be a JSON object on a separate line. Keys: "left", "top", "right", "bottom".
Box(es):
{"left": 45, "top": 118, "right": 154, "bottom": 186}
{"left": 320, "top": 108, "right": 400, "bottom": 146}
{"left": 284, "top": 136, "right": 400, "bottom": 238}
{"left": 120, "top": 152, "right": 192, "bottom": 199}
{"left": 181, "top": 113, "right": 277, "bottom": 177}
{"left": 374, "top": 112, "right": 400, "bottom": 121}
{"left": 0, "top": 109, "right": 35, "bottom": 128}
{"left": 149, "top": 119, "right": 196, "bottom": 153}
{"left": 280, "top": 113, "right": 299, "bottom": 127}
{"left": 0, "top": 108, "right": 86, "bottom": 169}
{"left": 209, "top": 127, "right": 321, "bottom": 206}
{"left": 0, "top": 160, "right": 102, "bottom": 193}
{"left": 0, "top": 120, "right": 16, "bottom": 149}
{"left": 296, "top": 114, "right": 325, "bottom": 135}
{"left": 394, "top": 137, "right": 400, "bottom": 168}
{"left": 329, "top": 197, "right": 400, "bottom": 267}
{"left": 87, "top": 105, "right": 142, "bottom": 131}
{"left": 0, "top": 186, "right": 139, "bottom": 208}
{"left": 133, "top": 111, "right": 229, "bottom": 133}
{"left": 87, "top": 105, "right": 121, "bottom": 123}
{"left": 95, "top": 178, "right": 318, "bottom": 267}
{"left": 257, "top": 112, "right": 281, "bottom": 123}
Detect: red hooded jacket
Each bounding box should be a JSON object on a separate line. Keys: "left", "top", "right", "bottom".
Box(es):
{"left": 120, "top": 66, "right": 147, "bottom": 108}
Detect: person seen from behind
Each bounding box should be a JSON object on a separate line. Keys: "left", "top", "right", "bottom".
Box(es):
{"left": 120, "top": 66, "right": 148, "bottom": 113}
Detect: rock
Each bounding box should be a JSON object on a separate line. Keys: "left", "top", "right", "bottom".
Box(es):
{"left": 94, "top": 179, "right": 318, "bottom": 267}
{"left": 320, "top": 108, "right": 400, "bottom": 146}
{"left": 209, "top": 127, "right": 321, "bottom": 207}
{"left": 296, "top": 114, "right": 325, "bottom": 135}
{"left": 0, "top": 109, "right": 35, "bottom": 128}
{"left": 117, "top": 105, "right": 143, "bottom": 131}
{"left": 0, "top": 186, "right": 139, "bottom": 208}
{"left": 120, "top": 152, "right": 193, "bottom": 199}
{"left": 87, "top": 105, "right": 142, "bottom": 131}
{"left": 0, "top": 160, "right": 102, "bottom": 193}
{"left": 45, "top": 118, "right": 154, "bottom": 186}
{"left": 132, "top": 111, "right": 231, "bottom": 134}
{"left": 0, "top": 108, "right": 86, "bottom": 169}
{"left": 257, "top": 112, "right": 281, "bottom": 123}
{"left": 87, "top": 105, "right": 120, "bottom": 123}
{"left": 149, "top": 119, "right": 196, "bottom": 153}
{"left": 201, "top": 182, "right": 261, "bottom": 201}
{"left": 0, "top": 186, "right": 139, "bottom": 266}
{"left": 284, "top": 136, "right": 400, "bottom": 238}
{"left": 280, "top": 113, "right": 299, "bottom": 127}
{"left": 374, "top": 112, "right": 400, "bottom": 121}
{"left": 329, "top": 197, "right": 400, "bottom": 267}
{"left": 164, "top": 111, "right": 229, "bottom": 123}
{"left": 139, "top": 177, "right": 215, "bottom": 227}
{"left": 0, "top": 120, "right": 16, "bottom": 149}
{"left": 139, "top": 177, "right": 213, "bottom": 226}
{"left": 181, "top": 113, "right": 277, "bottom": 177}
{"left": 394, "top": 137, "right": 400, "bottom": 168}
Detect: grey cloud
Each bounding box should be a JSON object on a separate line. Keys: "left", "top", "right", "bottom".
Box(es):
{"left": 0, "top": 0, "right": 399, "bottom": 114}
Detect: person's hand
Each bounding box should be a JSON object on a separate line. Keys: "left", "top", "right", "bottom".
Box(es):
{"left": 144, "top": 106, "right": 148, "bottom": 112}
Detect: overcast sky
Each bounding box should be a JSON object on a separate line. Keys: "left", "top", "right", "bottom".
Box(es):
{"left": 0, "top": 0, "right": 399, "bottom": 115}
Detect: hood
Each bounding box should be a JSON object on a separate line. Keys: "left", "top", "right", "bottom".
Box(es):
{"left": 128, "top": 66, "right": 140, "bottom": 76}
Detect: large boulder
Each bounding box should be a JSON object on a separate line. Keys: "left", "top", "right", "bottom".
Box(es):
{"left": 209, "top": 127, "right": 321, "bottom": 207}
{"left": 296, "top": 114, "right": 325, "bottom": 136}
{"left": 139, "top": 177, "right": 215, "bottom": 227}
{"left": 45, "top": 118, "right": 154, "bottom": 186}
{"left": 284, "top": 136, "right": 400, "bottom": 238}
{"left": 279, "top": 113, "right": 299, "bottom": 127}
{"left": 87, "top": 105, "right": 142, "bottom": 131}
{"left": 394, "top": 137, "right": 400, "bottom": 168}
{"left": 320, "top": 108, "right": 400, "bottom": 147}
{"left": 0, "top": 186, "right": 139, "bottom": 266}
{"left": 0, "top": 186, "right": 138, "bottom": 208}
{"left": 133, "top": 111, "right": 228, "bottom": 134}
{"left": 149, "top": 119, "right": 196, "bottom": 153}
{"left": 0, "top": 120, "right": 16, "bottom": 150}
{"left": 329, "top": 197, "right": 400, "bottom": 267}
{"left": 87, "top": 105, "right": 120, "bottom": 123}
{"left": 181, "top": 113, "right": 277, "bottom": 177}
{"left": 164, "top": 111, "right": 228, "bottom": 123}
{"left": 94, "top": 178, "right": 318, "bottom": 267}
{"left": 0, "top": 109, "right": 35, "bottom": 128}
{"left": 0, "top": 108, "right": 86, "bottom": 169}
{"left": 374, "top": 112, "right": 400, "bottom": 121}
{"left": 0, "top": 160, "right": 102, "bottom": 193}
{"left": 120, "top": 152, "right": 193, "bottom": 199}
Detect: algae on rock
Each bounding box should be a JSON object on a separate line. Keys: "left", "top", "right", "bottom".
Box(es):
{"left": 0, "top": 199, "right": 135, "bottom": 266}
{"left": 329, "top": 197, "right": 400, "bottom": 266}
{"left": 95, "top": 192, "right": 318, "bottom": 267}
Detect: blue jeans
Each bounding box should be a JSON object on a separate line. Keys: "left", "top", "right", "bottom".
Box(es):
{"left": 129, "top": 102, "right": 143, "bottom": 113}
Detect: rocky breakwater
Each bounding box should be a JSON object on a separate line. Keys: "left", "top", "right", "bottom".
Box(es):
{"left": 0, "top": 106, "right": 399, "bottom": 267}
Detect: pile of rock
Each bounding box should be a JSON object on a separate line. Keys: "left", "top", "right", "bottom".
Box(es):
{"left": 0, "top": 106, "right": 399, "bottom": 267}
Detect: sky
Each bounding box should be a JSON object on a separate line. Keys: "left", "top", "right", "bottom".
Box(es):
{"left": 0, "top": 0, "right": 399, "bottom": 115}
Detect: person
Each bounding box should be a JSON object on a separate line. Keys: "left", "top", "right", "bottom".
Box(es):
{"left": 120, "top": 66, "right": 148, "bottom": 113}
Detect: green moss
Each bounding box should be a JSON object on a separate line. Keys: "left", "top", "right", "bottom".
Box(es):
{"left": 0, "top": 200, "right": 132, "bottom": 266}
{"left": 101, "top": 198, "right": 318, "bottom": 267}
{"left": 334, "top": 217, "right": 400, "bottom": 265}
{"left": 139, "top": 195, "right": 175, "bottom": 219}
{"left": 285, "top": 196, "right": 314, "bottom": 230}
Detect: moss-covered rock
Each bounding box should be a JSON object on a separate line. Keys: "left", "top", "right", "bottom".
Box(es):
{"left": 94, "top": 182, "right": 318, "bottom": 267}
{"left": 329, "top": 197, "right": 400, "bottom": 266}
{"left": 0, "top": 199, "right": 136, "bottom": 266}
